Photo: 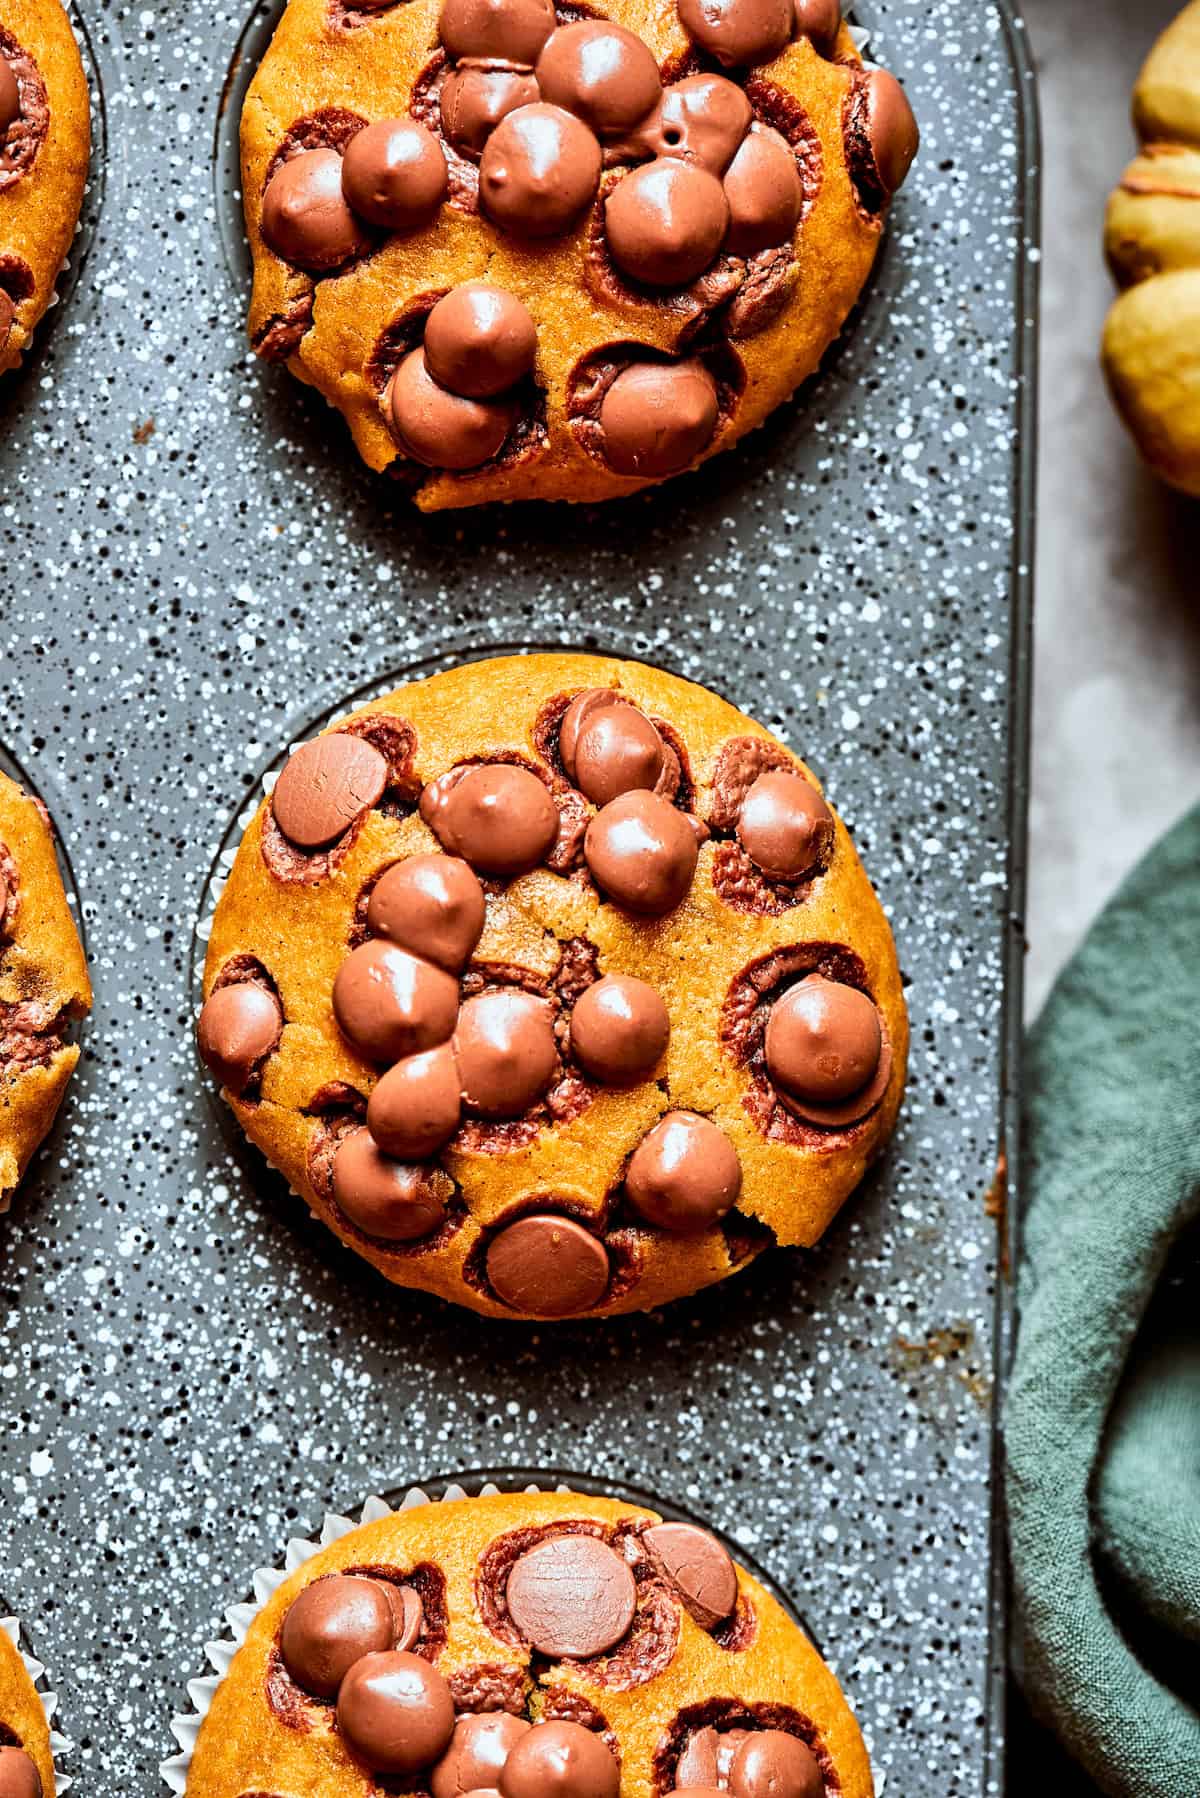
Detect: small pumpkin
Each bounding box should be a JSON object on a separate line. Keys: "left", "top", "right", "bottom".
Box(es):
{"left": 1102, "top": 0, "right": 1200, "bottom": 494}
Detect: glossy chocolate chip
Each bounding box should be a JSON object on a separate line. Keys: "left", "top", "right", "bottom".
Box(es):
{"left": 197, "top": 983, "right": 282, "bottom": 1096}
{"left": 342, "top": 119, "right": 448, "bottom": 230}
{"left": 794, "top": 0, "right": 841, "bottom": 53}
{"left": 558, "top": 688, "right": 616, "bottom": 776}
{"left": 570, "top": 703, "right": 665, "bottom": 805}
{"left": 500, "top": 1722, "right": 621, "bottom": 1798}
{"left": 440, "top": 0, "right": 556, "bottom": 66}
{"left": 480, "top": 104, "right": 602, "bottom": 238}
{"left": 390, "top": 1583, "right": 425, "bottom": 1651}
{"left": 644, "top": 74, "right": 752, "bottom": 174}
{"left": 723, "top": 125, "right": 803, "bottom": 255}
{"left": 675, "top": 1730, "right": 726, "bottom": 1788}
{"left": 421, "top": 763, "right": 559, "bottom": 875}
{"left": 487, "top": 1214, "right": 611, "bottom": 1314}
{"left": 676, "top": 0, "right": 794, "bottom": 67}
{"left": 367, "top": 853, "right": 486, "bottom": 971}
{"left": 584, "top": 790, "right": 702, "bottom": 914}
{"left": 641, "top": 1521, "right": 737, "bottom": 1627}
{"left": 665, "top": 1789, "right": 724, "bottom": 1798}
{"left": 389, "top": 348, "right": 518, "bottom": 470}
{"left": 454, "top": 989, "right": 558, "bottom": 1116}
{"left": 432, "top": 1711, "right": 531, "bottom": 1798}
{"left": 441, "top": 64, "right": 540, "bottom": 161}
{"left": 271, "top": 732, "right": 389, "bottom": 850}
{"left": 0, "top": 1750, "right": 40, "bottom": 1798}
{"left": 337, "top": 1650, "right": 456, "bottom": 1775}
{"left": 535, "top": 22, "right": 662, "bottom": 138}
{"left": 862, "top": 68, "right": 919, "bottom": 195}
{"left": 367, "top": 1042, "right": 464, "bottom": 1158}
{"left": 424, "top": 286, "right": 538, "bottom": 399}
{"left": 598, "top": 360, "right": 719, "bottom": 477}
{"left": 281, "top": 1573, "right": 398, "bottom": 1697}
{"left": 332, "top": 1127, "right": 448, "bottom": 1240}
{"left": 728, "top": 1732, "right": 823, "bottom": 1798}
{"left": 569, "top": 973, "right": 669, "bottom": 1084}
{"left": 625, "top": 1110, "right": 742, "bottom": 1232}
{"left": 261, "top": 148, "right": 370, "bottom": 271}
{"left": 764, "top": 974, "right": 881, "bottom": 1104}
{"left": 606, "top": 159, "right": 729, "bottom": 287}
{"left": 333, "top": 939, "right": 460, "bottom": 1064}
{"left": 735, "top": 770, "right": 833, "bottom": 880}
{"left": 505, "top": 1536, "right": 636, "bottom": 1656}
{"left": 0, "top": 60, "right": 19, "bottom": 134}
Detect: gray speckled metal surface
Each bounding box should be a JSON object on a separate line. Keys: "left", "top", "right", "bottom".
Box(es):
{"left": 0, "top": 1, "right": 1035, "bottom": 1793}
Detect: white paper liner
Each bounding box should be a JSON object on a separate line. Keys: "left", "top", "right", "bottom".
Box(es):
{"left": 1, "top": 1614, "right": 73, "bottom": 1793}
{"left": 161, "top": 1478, "right": 571, "bottom": 1795}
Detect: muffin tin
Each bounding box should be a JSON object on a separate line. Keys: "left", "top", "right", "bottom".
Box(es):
{"left": 0, "top": 0, "right": 1037, "bottom": 1793}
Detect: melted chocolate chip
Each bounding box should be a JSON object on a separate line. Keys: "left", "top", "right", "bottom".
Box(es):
{"left": 261, "top": 147, "right": 371, "bottom": 270}
{"left": 598, "top": 359, "right": 719, "bottom": 476}
{"left": 440, "top": 0, "right": 556, "bottom": 65}
{"left": 728, "top": 1732, "right": 823, "bottom": 1798}
{"left": 333, "top": 939, "right": 460, "bottom": 1064}
{"left": 764, "top": 973, "right": 883, "bottom": 1111}
{"left": 367, "top": 853, "right": 486, "bottom": 971}
{"left": 455, "top": 989, "right": 559, "bottom": 1116}
{"left": 0, "top": 58, "right": 18, "bottom": 134}
{"left": 640, "top": 75, "right": 752, "bottom": 174}
{"left": 389, "top": 348, "right": 519, "bottom": 469}
{"left": 272, "top": 732, "right": 389, "bottom": 850}
{"left": 342, "top": 119, "right": 449, "bottom": 229}
{"left": 505, "top": 1536, "right": 636, "bottom": 1656}
{"left": 486, "top": 1213, "right": 611, "bottom": 1314}
{"left": 735, "top": 770, "right": 833, "bottom": 882}
{"left": 641, "top": 1523, "right": 738, "bottom": 1629}
{"left": 605, "top": 159, "right": 729, "bottom": 287}
{"left": 421, "top": 763, "right": 559, "bottom": 875}
{"left": 569, "top": 702, "right": 666, "bottom": 804}
{"left": 280, "top": 1573, "right": 400, "bottom": 1697}
{"left": 794, "top": 0, "right": 840, "bottom": 55}
{"left": 722, "top": 125, "right": 803, "bottom": 256}
{"left": 479, "top": 104, "right": 602, "bottom": 237}
{"left": 424, "top": 285, "right": 538, "bottom": 398}
{"left": 625, "top": 1110, "right": 742, "bottom": 1232}
{"left": 337, "top": 1650, "right": 456, "bottom": 1774}
{"left": 675, "top": 0, "right": 794, "bottom": 67}
{"left": 500, "top": 1723, "right": 621, "bottom": 1798}
{"left": 535, "top": 22, "right": 662, "bottom": 139}
{"left": 442, "top": 64, "right": 541, "bottom": 160}
{"left": 197, "top": 981, "right": 283, "bottom": 1097}
{"left": 332, "top": 1127, "right": 449, "bottom": 1240}
{"left": 432, "top": 1712, "right": 531, "bottom": 1798}
{"left": 569, "top": 974, "right": 669, "bottom": 1085}
{"left": 585, "top": 791, "right": 704, "bottom": 915}
{"left": 366, "top": 1042, "right": 464, "bottom": 1158}
{"left": 0, "top": 1748, "right": 40, "bottom": 1798}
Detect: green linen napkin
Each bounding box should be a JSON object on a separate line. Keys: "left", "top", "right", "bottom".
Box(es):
{"left": 1005, "top": 800, "right": 1200, "bottom": 1796}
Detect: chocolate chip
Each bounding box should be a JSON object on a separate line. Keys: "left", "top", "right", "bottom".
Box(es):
{"left": 280, "top": 1574, "right": 400, "bottom": 1697}
{"left": 366, "top": 1042, "right": 463, "bottom": 1158}
{"left": 569, "top": 703, "right": 665, "bottom": 806}
{"left": 337, "top": 1650, "right": 456, "bottom": 1774}
{"left": 500, "top": 1722, "right": 621, "bottom": 1798}
{"left": 569, "top": 974, "right": 669, "bottom": 1085}
{"left": 432, "top": 1712, "right": 531, "bottom": 1798}
{"left": 558, "top": 689, "right": 617, "bottom": 776}
{"left": 390, "top": 1583, "right": 425, "bottom": 1651}
{"left": 333, "top": 939, "right": 460, "bottom": 1064}
{"left": 605, "top": 159, "right": 729, "bottom": 288}
{"left": 389, "top": 348, "right": 519, "bottom": 470}
{"left": 641, "top": 75, "right": 752, "bottom": 174}
{"left": 642, "top": 1523, "right": 738, "bottom": 1628}
{"left": 261, "top": 148, "right": 371, "bottom": 270}
{"left": 535, "top": 23, "right": 662, "bottom": 139}
{"left": 455, "top": 990, "right": 558, "bottom": 1116}
{"left": 862, "top": 68, "right": 919, "bottom": 197}
{"left": 584, "top": 791, "right": 703, "bottom": 915}
{"left": 422, "top": 764, "right": 559, "bottom": 875}
{"left": 505, "top": 1537, "right": 636, "bottom": 1656}
{"left": 367, "top": 853, "right": 486, "bottom": 971}
{"left": 271, "top": 732, "right": 389, "bottom": 850}
{"left": 441, "top": 65, "right": 540, "bottom": 161}
{"left": 479, "top": 104, "right": 602, "bottom": 238}
{"left": 0, "top": 1748, "right": 41, "bottom": 1798}
{"left": 625, "top": 1110, "right": 742, "bottom": 1232}
{"left": 735, "top": 770, "right": 833, "bottom": 881}
{"left": 486, "top": 1214, "right": 611, "bottom": 1315}
{"left": 342, "top": 119, "right": 448, "bottom": 230}
{"left": 197, "top": 982, "right": 282, "bottom": 1096}
{"left": 0, "top": 60, "right": 20, "bottom": 134}
{"left": 675, "top": 1726, "right": 723, "bottom": 1786}
{"left": 424, "top": 286, "right": 538, "bottom": 399}
{"left": 764, "top": 974, "right": 882, "bottom": 1110}
{"left": 722, "top": 126, "right": 803, "bottom": 256}
{"left": 794, "top": 0, "right": 840, "bottom": 54}
{"left": 728, "top": 1732, "right": 823, "bottom": 1798}
{"left": 332, "top": 1127, "right": 448, "bottom": 1240}
{"left": 598, "top": 360, "right": 719, "bottom": 477}
{"left": 675, "top": 0, "right": 794, "bottom": 67}
{"left": 440, "top": 0, "right": 556, "bottom": 65}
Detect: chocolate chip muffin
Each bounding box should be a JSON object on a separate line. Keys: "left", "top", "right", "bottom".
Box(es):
{"left": 240, "top": 0, "right": 918, "bottom": 508}
{"left": 0, "top": 0, "right": 91, "bottom": 374}
{"left": 0, "top": 1624, "right": 54, "bottom": 1798}
{"left": 199, "top": 653, "right": 906, "bottom": 1319}
{"left": 183, "top": 1487, "right": 873, "bottom": 1798}
{"left": 0, "top": 770, "right": 91, "bottom": 1211}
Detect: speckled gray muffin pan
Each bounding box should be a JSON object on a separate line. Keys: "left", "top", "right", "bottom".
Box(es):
{"left": 0, "top": 1, "right": 1036, "bottom": 1793}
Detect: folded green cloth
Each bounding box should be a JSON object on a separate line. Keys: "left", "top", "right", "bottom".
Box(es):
{"left": 1006, "top": 801, "right": 1200, "bottom": 1796}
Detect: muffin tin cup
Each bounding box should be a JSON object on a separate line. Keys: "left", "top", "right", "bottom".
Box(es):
{"left": 160, "top": 1468, "right": 824, "bottom": 1795}
{"left": 0, "top": 1612, "right": 73, "bottom": 1794}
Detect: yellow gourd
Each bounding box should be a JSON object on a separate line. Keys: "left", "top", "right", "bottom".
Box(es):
{"left": 1102, "top": 0, "right": 1200, "bottom": 494}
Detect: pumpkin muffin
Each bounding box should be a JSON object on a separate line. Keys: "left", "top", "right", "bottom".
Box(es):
{"left": 183, "top": 1487, "right": 873, "bottom": 1798}
{"left": 198, "top": 653, "right": 906, "bottom": 1319}
{"left": 240, "top": 0, "right": 918, "bottom": 507}
{"left": 0, "top": 770, "right": 91, "bottom": 1211}
{"left": 0, "top": 1620, "right": 55, "bottom": 1797}
{"left": 0, "top": 0, "right": 91, "bottom": 374}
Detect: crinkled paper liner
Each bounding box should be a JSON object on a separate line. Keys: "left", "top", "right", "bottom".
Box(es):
{"left": 161, "top": 1478, "right": 569, "bottom": 1795}
{"left": 1, "top": 1614, "right": 73, "bottom": 1793}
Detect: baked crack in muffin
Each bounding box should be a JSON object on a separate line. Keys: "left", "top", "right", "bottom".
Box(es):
{"left": 0, "top": 770, "right": 91, "bottom": 1211}
{"left": 240, "top": 0, "right": 918, "bottom": 506}
{"left": 199, "top": 654, "right": 906, "bottom": 1318}
{"left": 0, "top": 0, "right": 90, "bottom": 374}
{"left": 0, "top": 1622, "right": 55, "bottom": 1798}
{"left": 183, "top": 1487, "right": 874, "bottom": 1798}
